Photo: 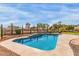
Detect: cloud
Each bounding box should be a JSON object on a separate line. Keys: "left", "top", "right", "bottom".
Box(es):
{"left": 0, "top": 5, "right": 37, "bottom": 26}
{"left": 0, "top": 3, "right": 79, "bottom": 27}
{"left": 49, "top": 5, "right": 79, "bottom": 25}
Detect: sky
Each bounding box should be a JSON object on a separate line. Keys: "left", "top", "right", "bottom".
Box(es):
{"left": 0, "top": 3, "right": 79, "bottom": 27}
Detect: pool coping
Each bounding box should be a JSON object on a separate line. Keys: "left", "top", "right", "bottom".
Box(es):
{"left": 0, "top": 33, "right": 59, "bottom": 56}
{"left": 1, "top": 34, "right": 79, "bottom": 56}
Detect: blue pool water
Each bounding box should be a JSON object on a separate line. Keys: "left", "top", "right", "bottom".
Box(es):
{"left": 14, "top": 34, "right": 59, "bottom": 51}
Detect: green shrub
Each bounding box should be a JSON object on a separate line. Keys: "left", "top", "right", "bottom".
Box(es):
{"left": 15, "top": 29, "right": 21, "bottom": 35}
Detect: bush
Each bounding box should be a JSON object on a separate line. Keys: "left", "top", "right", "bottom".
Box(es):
{"left": 15, "top": 29, "right": 21, "bottom": 35}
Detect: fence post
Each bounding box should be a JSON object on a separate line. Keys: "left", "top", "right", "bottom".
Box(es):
{"left": 1, "top": 24, "right": 3, "bottom": 39}
{"left": 30, "top": 28, "right": 31, "bottom": 34}
{"left": 22, "top": 25, "right": 23, "bottom": 34}
{"left": 37, "top": 25, "right": 38, "bottom": 33}
{"left": 11, "top": 23, "right": 13, "bottom": 35}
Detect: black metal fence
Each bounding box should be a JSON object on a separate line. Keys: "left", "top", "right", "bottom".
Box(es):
{"left": 0, "top": 24, "right": 49, "bottom": 39}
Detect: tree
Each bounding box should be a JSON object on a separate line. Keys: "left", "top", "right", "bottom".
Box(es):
{"left": 0, "top": 24, "right": 3, "bottom": 39}
{"left": 51, "top": 21, "right": 67, "bottom": 32}
{"left": 57, "top": 21, "right": 62, "bottom": 25}
{"left": 59, "top": 26, "right": 66, "bottom": 32}
{"left": 53, "top": 24, "right": 59, "bottom": 32}
{"left": 15, "top": 29, "right": 21, "bottom": 35}
{"left": 37, "top": 23, "right": 42, "bottom": 33}
{"left": 37, "top": 23, "right": 42, "bottom": 28}
{"left": 66, "top": 25, "right": 74, "bottom": 31}
{"left": 44, "top": 24, "right": 49, "bottom": 32}
{"left": 25, "top": 23, "right": 30, "bottom": 29}
{"left": 36, "top": 23, "right": 49, "bottom": 33}
{"left": 74, "top": 26, "right": 79, "bottom": 32}
{"left": 25, "top": 23, "right": 31, "bottom": 34}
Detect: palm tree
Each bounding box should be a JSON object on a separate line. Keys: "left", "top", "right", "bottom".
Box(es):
{"left": 25, "top": 23, "right": 31, "bottom": 34}
{"left": 31, "top": 26, "right": 37, "bottom": 33}
{"left": 25, "top": 23, "right": 30, "bottom": 29}
{"left": 37, "top": 23, "right": 44, "bottom": 33}
{"left": 52, "top": 21, "right": 62, "bottom": 32}
{"left": 53, "top": 24, "right": 58, "bottom": 32}
{"left": 44, "top": 24, "right": 49, "bottom": 32}
{"left": 0, "top": 24, "right": 3, "bottom": 39}
{"left": 37, "top": 23, "right": 49, "bottom": 33}
{"left": 57, "top": 21, "right": 62, "bottom": 25}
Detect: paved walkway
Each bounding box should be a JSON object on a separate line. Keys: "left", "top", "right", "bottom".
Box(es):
{"left": 0, "top": 34, "right": 31, "bottom": 56}
{"left": 0, "top": 45, "right": 19, "bottom": 56}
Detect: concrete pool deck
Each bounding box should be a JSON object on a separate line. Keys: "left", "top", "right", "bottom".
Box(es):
{"left": 0, "top": 34, "right": 79, "bottom": 56}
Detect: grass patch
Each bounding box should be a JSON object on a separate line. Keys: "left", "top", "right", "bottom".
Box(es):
{"left": 63, "top": 32, "right": 79, "bottom": 35}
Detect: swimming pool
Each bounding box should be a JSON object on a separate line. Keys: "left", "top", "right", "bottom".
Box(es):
{"left": 14, "top": 34, "right": 59, "bottom": 51}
